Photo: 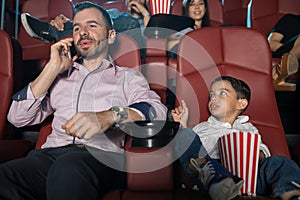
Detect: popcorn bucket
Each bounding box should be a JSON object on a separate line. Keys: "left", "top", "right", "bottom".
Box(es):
{"left": 218, "top": 131, "right": 260, "bottom": 196}
{"left": 149, "top": 0, "right": 171, "bottom": 15}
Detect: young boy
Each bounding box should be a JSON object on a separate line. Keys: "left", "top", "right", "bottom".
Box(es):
{"left": 172, "top": 76, "right": 300, "bottom": 200}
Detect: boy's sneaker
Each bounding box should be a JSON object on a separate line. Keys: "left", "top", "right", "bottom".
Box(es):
{"left": 190, "top": 158, "right": 244, "bottom": 200}
{"left": 21, "top": 13, "right": 55, "bottom": 43}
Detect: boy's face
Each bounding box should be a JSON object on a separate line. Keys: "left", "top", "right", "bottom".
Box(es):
{"left": 208, "top": 80, "right": 245, "bottom": 124}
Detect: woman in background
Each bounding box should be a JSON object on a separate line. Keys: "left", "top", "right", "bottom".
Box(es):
{"left": 167, "top": 0, "right": 210, "bottom": 56}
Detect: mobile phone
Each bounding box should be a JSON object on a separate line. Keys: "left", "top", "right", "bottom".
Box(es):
{"left": 69, "top": 42, "right": 77, "bottom": 58}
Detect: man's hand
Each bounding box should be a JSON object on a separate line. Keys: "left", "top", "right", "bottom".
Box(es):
{"left": 30, "top": 38, "right": 78, "bottom": 98}
{"left": 49, "top": 38, "right": 78, "bottom": 73}
{"left": 62, "top": 111, "right": 115, "bottom": 140}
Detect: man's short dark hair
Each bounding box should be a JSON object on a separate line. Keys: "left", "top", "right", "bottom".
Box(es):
{"left": 73, "top": 1, "right": 113, "bottom": 30}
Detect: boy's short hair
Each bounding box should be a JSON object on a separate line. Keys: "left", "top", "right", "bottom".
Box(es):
{"left": 211, "top": 76, "right": 251, "bottom": 112}
{"left": 73, "top": 1, "right": 113, "bottom": 30}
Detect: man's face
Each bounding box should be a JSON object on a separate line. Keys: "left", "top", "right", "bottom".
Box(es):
{"left": 72, "top": 8, "right": 113, "bottom": 59}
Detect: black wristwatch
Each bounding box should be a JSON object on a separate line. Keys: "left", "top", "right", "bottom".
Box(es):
{"left": 111, "top": 106, "right": 128, "bottom": 124}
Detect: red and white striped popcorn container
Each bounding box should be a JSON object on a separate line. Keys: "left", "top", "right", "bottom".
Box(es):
{"left": 149, "top": 0, "right": 171, "bottom": 15}
{"left": 218, "top": 131, "right": 261, "bottom": 196}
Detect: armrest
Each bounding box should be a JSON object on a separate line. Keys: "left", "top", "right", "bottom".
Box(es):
{"left": 124, "top": 136, "right": 174, "bottom": 191}
{"left": 120, "top": 121, "right": 179, "bottom": 191}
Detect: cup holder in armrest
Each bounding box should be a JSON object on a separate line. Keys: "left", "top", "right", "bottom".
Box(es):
{"left": 119, "top": 120, "right": 179, "bottom": 148}
{"left": 144, "top": 14, "right": 194, "bottom": 38}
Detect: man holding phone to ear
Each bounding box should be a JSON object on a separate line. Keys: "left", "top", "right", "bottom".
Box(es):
{"left": 0, "top": 1, "right": 166, "bottom": 200}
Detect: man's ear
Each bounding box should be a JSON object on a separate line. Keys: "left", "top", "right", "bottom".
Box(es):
{"left": 237, "top": 98, "right": 248, "bottom": 110}
{"left": 108, "top": 29, "right": 116, "bottom": 44}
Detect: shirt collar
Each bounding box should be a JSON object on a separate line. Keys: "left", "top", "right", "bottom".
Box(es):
{"left": 207, "top": 115, "right": 250, "bottom": 129}
{"left": 68, "top": 55, "right": 117, "bottom": 76}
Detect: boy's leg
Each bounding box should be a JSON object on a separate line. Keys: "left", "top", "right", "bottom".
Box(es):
{"left": 190, "top": 157, "right": 243, "bottom": 200}
{"left": 173, "top": 128, "right": 207, "bottom": 176}
{"left": 173, "top": 128, "right": 243, "bottom": 200}
{"left": 256, "top": 155, "right": 300, "bottom": 198}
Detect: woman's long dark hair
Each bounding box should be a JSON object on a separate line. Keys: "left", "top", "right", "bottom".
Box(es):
{"left": 182, "top": 0, "right": 210, "bottom": 27}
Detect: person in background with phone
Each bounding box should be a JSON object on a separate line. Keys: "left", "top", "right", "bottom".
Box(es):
{"left": 167, "top": 0, "right": 211, "bottom": 57}
{"left": 0, "top": 1, "right": 166, "bottom": 200}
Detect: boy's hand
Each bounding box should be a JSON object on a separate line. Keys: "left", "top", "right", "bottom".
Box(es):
{"left": 259, "top": 150, "right": 266, "bottom": 161}
{"left": 171, "top": 100, "right": 189, "bottom": 128}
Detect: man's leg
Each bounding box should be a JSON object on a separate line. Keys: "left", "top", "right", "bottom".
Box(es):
{"left": 0, "top": 150, "right": 54, "bottom": 199}
{"left": 47, "top": 148, "right": 126, "bottom": 200}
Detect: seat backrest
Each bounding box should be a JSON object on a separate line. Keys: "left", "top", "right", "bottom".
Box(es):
{"left": 223, "top": 0, "right": 250, "bottom": 26}
{"left": 109, "top": 33, "right": 141, "bottom": 70}
{"left": 249, "top": 0, "right": 300, "bottom": 37}
{"left": 18, "top": 0, "right": 74, "bottom": 60}
{"left": 176, "top": 26, "right": 290, "bottom": 157}
{"left": 170, "top": 0, "right": 183, "bottom": 15}
{"left": 72, "top": 0, "right": 127, "bottom": 12}
{"left": 0, "top": 30, "right": 23, "bottom": 139}
{"left": 100, "top": 0, "right": 127, "bottom": 12}
{"left": 142, "top": 38, "right": 168, "bottom": 105}
{"left": 207, "top": 0, "right": 224, "bottom": 26}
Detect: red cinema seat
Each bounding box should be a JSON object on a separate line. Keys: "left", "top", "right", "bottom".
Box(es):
{"left": 174, "top": 26, "right": 289, "bottom": 199}
{"left": 248, "top": 0, "right": 300, "bottom": 37}
{"left": 223, "top": 0, "right": 250, "bottom": 26}
{"left": 0, "top": 30, "right": 31, "bottom": 163}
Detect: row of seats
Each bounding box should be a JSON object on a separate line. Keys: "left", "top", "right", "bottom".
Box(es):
{"left": 16, "top": 0, "right": 300, "bottom": 60}
{"left": 0, "top": 25, "right": 290, "bottom": 199}
{"left": 1, "top": 0, "right": 299, "bottom": 198}
{"left": 16, "top": 0, "right": 300, "bottom": 95}
{"left": 2, "top": 0, "right": 300, "bottom": 39}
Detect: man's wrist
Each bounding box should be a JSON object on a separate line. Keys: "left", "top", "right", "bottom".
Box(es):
{"left": 111, "top": 106, "right": 128, "bottom": 124}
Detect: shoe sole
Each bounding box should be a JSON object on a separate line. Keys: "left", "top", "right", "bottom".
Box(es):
{"left": 279, "top": 53, "right": 299, "bottom": 78}
{"left": 273, "top": 53, "right": 298, "bottom": 91}
{"left": 21, "top": 13, "right": 51, "bottom": 43}
{"left": 209, "top": 177, "right": 243, "bottom": 200}
{"left": 273, "top": 81, "right": 296, "bottom": 91}
{"left": 287, "top": 53, "right": 299, "bottom": 75}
